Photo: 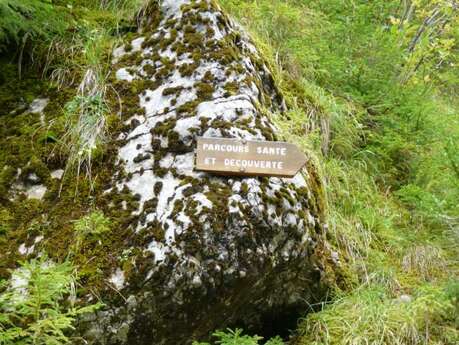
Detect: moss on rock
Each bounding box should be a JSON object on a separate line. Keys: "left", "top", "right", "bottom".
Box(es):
{"left": 0, "top": 1, "right": 335, "bottom": 344}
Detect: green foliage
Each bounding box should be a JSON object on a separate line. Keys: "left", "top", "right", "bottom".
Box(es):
{"left": 297, "top": 284, "right": 458, "bottom": 345}
{"left": 73, "top": 210, "right": 111, "bottom": 237}
{"left": 0, "top": 0, "right": 143, "bottom": 53}
{"left": 221, "top": 0, "right": 458, "bottom": 343}
{"left": 0, "top": 0, "right": 68, "bottom": 52}
{"left": 0, "top": 255, "right": 101, "bottom": 344}
{"left": 0, "top": 0, "right": 457, "bottom": 343}
{"left": 193, "top": 329, "right": 284, "bottom": 345}
{"left": 72, "top": 210, "right": 111, "bottom": 251}
{"left": 55, "top": 26, "right": 118, "bottom": 192}
{"left": 61, "top": 77, "right": 109, "bottom": 191}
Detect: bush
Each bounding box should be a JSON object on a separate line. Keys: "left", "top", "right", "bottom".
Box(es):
{"left": 0, "top": 255, "right": 101, "bottom": 344}
{"left": 193, "top": 328, "right": 284, "bottom": 345}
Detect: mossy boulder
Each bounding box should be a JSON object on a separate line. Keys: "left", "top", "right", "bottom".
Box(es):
{"left": 0, "top": 0, "right": 335, "bottom": 344}
{"left": 76, "top": 1, "right": 334, "bottom": 343}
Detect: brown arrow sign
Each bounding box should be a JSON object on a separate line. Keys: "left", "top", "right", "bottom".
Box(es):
{"left": 195, "top": 137, "right": 307, "bottom": 178}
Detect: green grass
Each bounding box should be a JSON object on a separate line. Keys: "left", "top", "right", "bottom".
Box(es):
{"left": 219, "top": 0, "right": 459, "bottom": 343}
{"left": 58, "top": 28, "right": 115, "bottom": 193}
{"left": 297, "top": 283, "right": 458, "bottom": 345}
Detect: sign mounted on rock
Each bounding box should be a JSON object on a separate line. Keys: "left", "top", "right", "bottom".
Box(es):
{"left": 195, "top": 137, "right": 307, "bottom": 178}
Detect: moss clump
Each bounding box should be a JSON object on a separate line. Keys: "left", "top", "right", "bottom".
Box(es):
{"left": 162, "top": 86, "right": 184, "bottom": 97}
{"left": 202, "top": 70, "right": 215, "bottom": 83}
{"left": 153, "top": 181, "right": 163, "bottom": 195}
{"left": 182, "top": 185, "right": 204, "bottom": 198}
{"left": 183, "top": 29, "right": 205, "bottom": 49}
{"left": 177, "top": 100, "right": 200, "bottom": 116}
{"left": 142, "top": 63, "right": 156, "bottom": 76}
{"left": 206, "top": 26, "right": 216, "bottom": 38}
{"left": 124, "top": 41, "right": 133, "bottom": 52}
{"left": 172, "top": 199, "right": 185, "bottom": 215}
{"left": 20, "top": 156, "right": 50, "bottom": 183}
{"left": 240, "top": 182, "right": 249, "bottom": 195}
{"left": 133, "top": 153, "right": 151, "bottom": 163}
{"left": 209, "top": 119, "right": 232, "bottom": 130}
{"left": 141, "top": 35, "right": 160, "bottom": 49}
{"left": 223, "top": 81, "right": 239, "bottom": 96}
{"left": 165, "top": 18, "right": 178, "bottom": 28}
{"left": 155, "top": 66, "right": 173, "bottom": 80}
{"left": 181, "top": 0, "right": 210, "bottom": 13}
{"left": 166, "top": 131, "right": 185, "bottom": 153}
{"left": 0, "top": 166, "right": 16, "bottom": 201}
{"left": 171, "top": 41, "right": 189, "bottom": 57}
{"left": 195, "top": 82, "right": 215, "bottom": 100}
{"left": 179, "top": 62, "right": 200, "bottom": 77}
{"left": 143, "top": 198, "right": 158, "bottom": 214}
{"left": 151, "top": 118, "right": 177, "bottom": 136}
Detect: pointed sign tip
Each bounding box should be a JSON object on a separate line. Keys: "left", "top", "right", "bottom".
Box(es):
{"left": 195, "top": 137, "right": 307, "bottom": 178}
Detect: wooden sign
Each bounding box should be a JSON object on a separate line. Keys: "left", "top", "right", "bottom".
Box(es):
{"left": 195, "top": 137, "right": 307, "bottom": 178}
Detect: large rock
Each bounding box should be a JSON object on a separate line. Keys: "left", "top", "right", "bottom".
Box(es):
{"left": 76, "top": 1, "right": 332, "bottom": 344}
{"left": 0, "top": 0, "right": 333, "bottom": 344}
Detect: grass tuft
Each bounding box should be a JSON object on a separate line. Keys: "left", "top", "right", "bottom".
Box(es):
{"left": 56, "top": 27, "right": 118, "bottom": 194}
{"left": 297, "top": 284, "right": 458, "bottom": 345}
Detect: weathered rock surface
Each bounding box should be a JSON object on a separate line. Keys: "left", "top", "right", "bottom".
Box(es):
{"left": 74, "top": 1, "right": 332, "bottom": 344}
{"left": 0, "top": 0, "right": 333, "bottom": 344}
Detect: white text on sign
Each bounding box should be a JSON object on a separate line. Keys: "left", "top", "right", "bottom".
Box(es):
{"left": 196, "top": 137, "right": 307, "bottom": 178}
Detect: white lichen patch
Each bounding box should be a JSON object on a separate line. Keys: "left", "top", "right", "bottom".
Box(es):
{"left": 147, "top": 241, "right": 167, "bottom": 263}
{"left": 28, "top": 98, "right": 49, "bottom": 124}
{"left": 29, "top": 98, "right": 49, "bottom": 113}
{"left": 10, "top": 180, "right": 47, "bottom": 200}
{"left": 18, "top": 243, "right": 33, "bottom": 255}
{"left": 131, "top": 37, "right": 146, "bottom": 51}
{"left": 161, "top": 0, "right": 191, "bottom": 18}
{"left": 116, "top": 68, "right": 136, "bottom": 82}
{"left": 109, "top": 268, "right": 126, "bottom": 290}
{"left": 112, "top": 37, "right": 146, "bottom": 64}
{"left": 51, "top": 169, "right": 65, "bottom": 179}
{"left": 10, "top": 267, "right": 30, "bottom": 303}
{"left": 26, "top": 184, "right": 47, "bottom": 200}
{"left": 191, "top": 193, "right": 213, "bottom": 214}
{"left": 123, "top": 170, "right": 156, "bottom": 203}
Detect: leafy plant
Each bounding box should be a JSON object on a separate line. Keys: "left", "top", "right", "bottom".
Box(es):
{"left": 0, "top": 255, "right": 101, "bottom": 344}
{"left": 193, "top": 328, "right": 284, "bottom": 345}
{"left": 72, "top": 210, "right": 111, "bottom": 251}
{"left": 0, "top": 0, "right": 68, "bottom": 51}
